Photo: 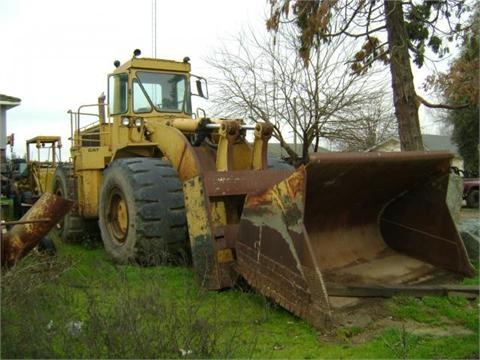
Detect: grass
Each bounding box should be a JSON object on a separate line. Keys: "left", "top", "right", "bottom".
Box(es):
{"left": 1, "top": 239, "right": 479, "bottom": 359}
{"left": 386, "top": 261, "right": 480, "bottom": 332}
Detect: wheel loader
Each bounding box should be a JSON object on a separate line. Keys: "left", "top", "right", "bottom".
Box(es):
{"left": 53, "top": 50, "right": 475, "bottom": 328}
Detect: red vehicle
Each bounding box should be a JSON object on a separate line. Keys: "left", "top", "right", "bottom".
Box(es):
{"left": 463, "top": 177, "right": 479, "bottom": 208}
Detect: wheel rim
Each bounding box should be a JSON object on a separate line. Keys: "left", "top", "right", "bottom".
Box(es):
{"left": 107, "top": 188, "right": 129, "bottom": 243}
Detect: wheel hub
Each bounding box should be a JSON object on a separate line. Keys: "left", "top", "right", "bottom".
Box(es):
{"left": 108, "top": 189, "right": 129, "bottom": 243}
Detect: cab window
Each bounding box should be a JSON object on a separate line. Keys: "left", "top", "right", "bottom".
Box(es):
{"left": 135, "top": 72, "right": 190, "bottom": 113}
{"left": 108, "top": 73, "right": 128, "bottom": 115}
{"left": 133, "top": 80, "right": 152, "bottom": 113}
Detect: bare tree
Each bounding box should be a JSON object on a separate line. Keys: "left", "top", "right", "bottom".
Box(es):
{"left": 330, "top": 89, "right": 397, "bottom": 151}
{"left": 267, "top": 0, "right": 473, "bottom": 151}
{"left": 206, "top": 24, "right": 388, "bottom": 163}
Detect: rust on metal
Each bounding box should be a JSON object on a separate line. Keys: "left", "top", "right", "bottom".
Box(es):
{"left": 251, "top": 122, "right": 274, "bottom": 170}
{"left": 185, "top": 168, "right": 294, "bottom": 290}
{"left": 235, "top": 151, "right": 474, "bottom": 328}
{"left": 202, "top": 169, "right": 292, "bottom": 197}
{"left": 303, "top": 151, "right": 474, "bottom": 280}
{"left": 237, "top": 167, "right": 332, "bottom": 329}
{"left": 1, "top": 218, "right": 51, "bottom": 226}
{"left": 326, "top": 282, "right": 479, "bottom": 299}
{"left": 1, "top": 192, "right": 73, "bottom": 267}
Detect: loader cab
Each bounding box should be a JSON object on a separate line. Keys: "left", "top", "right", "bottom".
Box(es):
{"left": 108, "top": 54, "right": 205, "bottom": 119}
{"left": 109, "top": 70, "right": 191, "bottom": 116}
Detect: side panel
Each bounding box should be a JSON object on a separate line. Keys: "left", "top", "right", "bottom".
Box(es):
{"left": 77, "top": 170, "right": 103, "bottom": 218}
{"left": 73, "top": 146, "right": 111, "bottom": 218}
{"left": 74, "top": 147, "right": 111, "bottom": 170}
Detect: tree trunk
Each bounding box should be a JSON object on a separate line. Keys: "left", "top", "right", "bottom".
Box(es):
{"left": 277, "top": 135, "right": 301, "bottom": 164}
{"left": 384, "top": 0, "right": 424, "bottom": 151}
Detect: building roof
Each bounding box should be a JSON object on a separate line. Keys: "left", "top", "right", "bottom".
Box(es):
{"left": 267, "top": 142, "right": 329, "bottom": 158}
{"left": 367, "top": 134, "right": 459, "bottom": 155}
{"left": 422, "top": 134, "right": 459, "bottom": 153}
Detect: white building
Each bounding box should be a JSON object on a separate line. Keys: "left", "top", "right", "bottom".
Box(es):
{"left": 0, "top": 94, "right": 21, "bottom": 161}
{"left": 367, "top": 134, "right": 464, "bottom": 170}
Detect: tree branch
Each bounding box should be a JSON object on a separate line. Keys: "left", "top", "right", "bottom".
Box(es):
{"left": 416, "top": 95, "right": 469, "bottom": 110}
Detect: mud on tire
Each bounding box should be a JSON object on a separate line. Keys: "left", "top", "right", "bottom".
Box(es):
{"left": 98, "top": 157, "right": 188, "bottom": 265}
{"left": 52, "top": 164, "right": 86, "bottom": 243}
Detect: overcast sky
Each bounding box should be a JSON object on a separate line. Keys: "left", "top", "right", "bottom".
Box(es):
{"left": 1, "top": 0, "right": 448, "bottom": 159}
{"left": 0, "top": 0, "right": 266, "bottom": 158}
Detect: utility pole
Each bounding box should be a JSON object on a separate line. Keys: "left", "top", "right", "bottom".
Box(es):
{"left": 152, "top": 0, "right": 157, "bottom": 58}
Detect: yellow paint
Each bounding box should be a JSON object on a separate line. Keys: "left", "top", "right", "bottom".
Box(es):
{"left": 77, "top": 170, "right": 103, "bottom": 217}
{"left": 210, "top": 201, "right": 227, "bottom": 226}
{"left": 217, "top": 249, "right": 234, "bottom": 263}
{"left": 216, "top": 135, "right": 230, "bottom": 171}
{"left": 113, "top": 57, "right": 191, "bottom": 74}
{"left": 183, "top": 176, "right": 211, "bottom": 248}
{"left": 74, "top": 147, "right": 111, "bottom": 170}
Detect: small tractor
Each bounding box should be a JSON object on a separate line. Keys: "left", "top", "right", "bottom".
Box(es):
{"left": 17, "top": 136, "right": 62, "bottom": 207}
{"left": 1, "top": 135, "right": 62, "bottom": 219}
{"left": 52, "top": 50, "right": 475, "bottom": 328}
{"left": 1, "top": 136, "right": 70, "bottom": 267}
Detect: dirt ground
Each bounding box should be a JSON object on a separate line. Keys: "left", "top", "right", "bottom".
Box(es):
{"left": 321, "top": 297, "right": 475, "bottom": 345}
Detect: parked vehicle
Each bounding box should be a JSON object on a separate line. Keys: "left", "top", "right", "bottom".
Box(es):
{"left": 463, "top": 177, "right": 479, "bottom": 208}
{"left": 450, "top": 167, "right": 479, "bottom": 209}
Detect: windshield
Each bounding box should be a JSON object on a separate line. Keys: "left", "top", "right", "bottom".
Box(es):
{"left": 134, "top": 72, "right": 191, "bottom": 114}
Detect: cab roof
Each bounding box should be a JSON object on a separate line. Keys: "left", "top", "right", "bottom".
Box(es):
{"left": 111, "top": 57, "right": 191, "bottom": 74}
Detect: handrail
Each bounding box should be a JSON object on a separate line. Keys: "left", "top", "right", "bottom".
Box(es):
{"left": 78, "top": 121, "right": 101, "bottom": 132}
{"left": 68, "top": 102, "right": 108, "bottom": 148}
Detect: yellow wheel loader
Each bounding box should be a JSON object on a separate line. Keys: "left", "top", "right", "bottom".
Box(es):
{"left": 53, "top": 50, "right": 475, "bottom": 328}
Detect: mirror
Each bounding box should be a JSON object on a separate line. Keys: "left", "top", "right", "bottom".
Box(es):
{"left": 191, "top": 75, "right": 208, "bottom": 99}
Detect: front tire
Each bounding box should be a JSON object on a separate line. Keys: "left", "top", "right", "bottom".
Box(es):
{"left": 52, "top": 164, "right": 85, "bottom": 243}
{"left": 99, "top": 158, "right": 188, "bottom": 265}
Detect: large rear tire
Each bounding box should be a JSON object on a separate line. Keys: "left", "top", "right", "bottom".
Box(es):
{"left": 98, "top": 158, "right": 188, "bottom": 265}
{"left": 52, "top": 164, "right": 86, "bottom": 243}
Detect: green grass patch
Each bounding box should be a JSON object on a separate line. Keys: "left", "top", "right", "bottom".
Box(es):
{"left": 2, "top": 241, "right": 479, "bottom": 359}
{"left": 387, "top": 293, "right": 479, "bottom": 332}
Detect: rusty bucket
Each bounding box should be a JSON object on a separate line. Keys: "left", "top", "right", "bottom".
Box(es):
{"left": 236, "top": 151, "right": 474, "bottom": 327}
{"left": 1, "top": 192, "right": 73, "bottom": 267}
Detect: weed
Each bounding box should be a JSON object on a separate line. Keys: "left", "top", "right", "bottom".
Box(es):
{"left": 2, "top": 243, "right": 479, "bottom": 359}
{"left": 381, "top": 325, "right": 417, "bottom": 359}
{"left": 336, "top": 326, "right": 364, "bottom": 342}
{"left": 1, "top": 250, "right": 260, "bottom": 358}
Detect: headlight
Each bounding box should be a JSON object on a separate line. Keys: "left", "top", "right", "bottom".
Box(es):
{"left": 134, "top": 118, "right": 143, "bottom": 127}
{"left": 121, "top": 117, "right": 130, "bottom": 126}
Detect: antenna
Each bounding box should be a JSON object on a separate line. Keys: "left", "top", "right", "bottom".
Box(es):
{"left": 152, "top": 0, "right": 157, "bottom": 58}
